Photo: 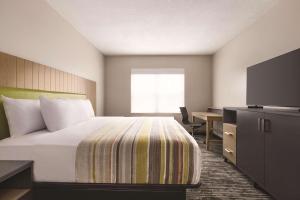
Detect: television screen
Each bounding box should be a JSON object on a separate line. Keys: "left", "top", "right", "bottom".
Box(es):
{"left": 247, "top": 48, "right": 300, "bottom": 107}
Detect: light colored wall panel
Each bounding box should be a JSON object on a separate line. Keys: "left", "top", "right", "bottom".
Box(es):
{"left": 32, "top": 63, "right": 39, "bottom": 90}
{"left": 63, "top": 72, "right": 68, "bottom": 92}
{"left": 67, "top": 73, "right": 72, "bottom": 93}
{"left": 38, "top": 64, "right": 45, "bottom": 90}
{"left": 0, "top": 53, "right": 5, "bottom": 87}
{"left": 74, "top": 76, "right": 80, "bottom": 93}
{"left": 90, "top": 81, "right": 96, "bottom": 111}
{"left": 24, "top": 60, "right": 33, "bottom": 89}
{"left": 82, "top": 78, "right": 86, "bottom": 94}
{"left": 84, "top": 79, "right": 88, "bottom": 95}
{"left": 55, "top": 69, "right": 60, "bottom": 91}
{"left": 16, "top": 58, "right": 25, "bottom": 88}
{"left": 50, "top": 68, "right": 56, "bottom": 91}
{"left": 78, "top": 77, "right": 84, "bottom": 94}
{"left": 70, "top": 74, "right": 74, "bottom": 93}
{"left": 45, "top": 66, "right": 51, "bottom": 91}
{"left": 59, "top": 71, "right": 64, "bottom": 92}
{"left": 71, "top": 74, "right": 75, "bottom": 93}
{"left": 5, "top": 54, "right": 17, "bottom": 88}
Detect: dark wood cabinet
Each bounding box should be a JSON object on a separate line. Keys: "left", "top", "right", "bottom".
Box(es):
{"left": 233, "top": 108, "right": 300, "bottom": 200}
{"left": 264, "top": 113, "right": 300, "bottom": 200}
{"left": 237, "top": 110, "right": 265, "bottom": 187}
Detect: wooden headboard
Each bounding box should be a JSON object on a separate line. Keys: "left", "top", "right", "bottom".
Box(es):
{"left": 0, "top": 51, "right": 96, "bottom": 110}
{"left": 0, "top": 51, "right": 97, "bottom": 139}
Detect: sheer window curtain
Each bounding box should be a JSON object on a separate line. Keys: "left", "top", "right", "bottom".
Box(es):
{"left": 131, "top": 68, "right": 184, "bottom": 113}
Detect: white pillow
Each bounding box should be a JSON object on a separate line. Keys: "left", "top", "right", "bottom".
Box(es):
{"left": 80, "top": 99, "right": 95, "bottom": 118}
{"left": 2, "top": 95, "right": 46, "bottom": 137}
{"left": 40, "top": 96, "right": 94, "bottom": 132}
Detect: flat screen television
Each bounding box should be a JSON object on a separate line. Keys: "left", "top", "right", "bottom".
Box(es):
{"left": 247, "top": 48, "right": 300, "bottom": 108}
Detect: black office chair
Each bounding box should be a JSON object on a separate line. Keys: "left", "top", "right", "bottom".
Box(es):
{"left": 180, "top": 107, "right": 205, "bottom": 136}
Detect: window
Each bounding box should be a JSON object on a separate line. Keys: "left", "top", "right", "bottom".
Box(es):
{"left": 131, "top": 68, "right": 184, "bottom": 113}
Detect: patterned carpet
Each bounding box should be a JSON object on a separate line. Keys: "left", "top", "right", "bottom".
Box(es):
{"left": 187, "top": 135, "right": 272, "bottom": 200}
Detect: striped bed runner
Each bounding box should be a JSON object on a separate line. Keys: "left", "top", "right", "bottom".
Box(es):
{"left": 75, "top": 117, "right": 201, "bottom": 185}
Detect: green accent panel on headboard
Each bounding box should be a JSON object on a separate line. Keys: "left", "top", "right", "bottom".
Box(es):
{"left": 0, "top": 87, "right": 86, "bottom": 140}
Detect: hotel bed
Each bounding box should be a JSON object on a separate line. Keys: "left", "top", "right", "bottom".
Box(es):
{"left": 0, "top": 88, "right": 201, "bottom": 200}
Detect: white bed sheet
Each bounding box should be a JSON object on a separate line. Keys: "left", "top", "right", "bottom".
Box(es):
{"left": 0, "top": 117, "right": 124, "bottom": 182}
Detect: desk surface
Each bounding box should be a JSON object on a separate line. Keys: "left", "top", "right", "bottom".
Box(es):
{"left": 192, "top": 112, "right": 223, "bottom": 118}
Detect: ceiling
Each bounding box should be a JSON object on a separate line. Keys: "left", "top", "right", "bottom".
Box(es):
{"left": 46, "top": 0, "right": 277, "bottom": 55}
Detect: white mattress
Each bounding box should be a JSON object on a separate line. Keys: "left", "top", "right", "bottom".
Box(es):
{"left": 0, "top": 117, "right": 124, "bottom": 182}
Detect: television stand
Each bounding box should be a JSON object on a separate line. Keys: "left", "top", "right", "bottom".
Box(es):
{"left": 235, "top": 107, "right": 300, "bottom": 199}
{"left": 248, "top": 105, "right": 263, "bottom": 109}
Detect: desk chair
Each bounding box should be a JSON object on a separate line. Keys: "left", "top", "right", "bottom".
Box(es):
{"left": 180, "top": 107, "right": 205, "bottom": 136}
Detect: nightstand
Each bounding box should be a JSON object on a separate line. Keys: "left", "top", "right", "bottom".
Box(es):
{"left": 0, "top": 161, "right": 33, "bottom": 200}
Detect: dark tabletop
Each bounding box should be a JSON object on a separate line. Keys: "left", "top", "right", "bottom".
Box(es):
{"left": 0, "top": 160, "right": 33, "bottom": 183}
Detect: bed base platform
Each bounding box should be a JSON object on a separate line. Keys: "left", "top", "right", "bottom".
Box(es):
{"left": 34, "top": 182, "right": 200, "bottom": 200}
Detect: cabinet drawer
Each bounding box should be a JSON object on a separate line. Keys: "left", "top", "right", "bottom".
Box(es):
{"left": 224, "top": 135, "right": 235, "bottom": 150}
{"left": 223, "top": 123, "right": 236, "bottom": 164}
{"left": 223, "top": 123, "right": 236, "bottom": 136}
{"left": 223, "top": 147, "right": 236, "bottom": 164}
{"left": 223, "top": 126, "right": 236, "bottom": 150}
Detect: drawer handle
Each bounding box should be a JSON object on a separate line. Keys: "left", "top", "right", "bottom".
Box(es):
{"left": 224, "top": 131, "right": 233, "bottom": 136}
{"left": 224, "top": 148, "right": 234, "bottom": 154}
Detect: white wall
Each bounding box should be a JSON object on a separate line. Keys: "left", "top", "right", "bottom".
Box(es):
{"left": 213, "top": 0, "right": 300, "bottom": 108}
{"left": 104, "top": 55, "right": 212, "bottom": 121}
{"left": 0, "top": 0, "right": 104, "bottom": 115}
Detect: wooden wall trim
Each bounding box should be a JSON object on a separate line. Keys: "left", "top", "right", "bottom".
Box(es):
{"left": 0, "top": 51, "right": 97, "bottom": 111}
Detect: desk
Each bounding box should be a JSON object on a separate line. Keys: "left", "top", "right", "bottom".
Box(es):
{"left": 192, "top": 112, "right": 223, "bottom": 150}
